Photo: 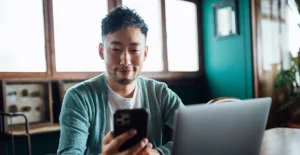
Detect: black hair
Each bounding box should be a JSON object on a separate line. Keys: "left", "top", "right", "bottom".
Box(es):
{"left": 101, "top": 6, "right": 148, "bottom": 42}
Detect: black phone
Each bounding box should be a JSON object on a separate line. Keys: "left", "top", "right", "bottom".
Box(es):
{"left": 113, "top": 108, "right": 148, "bottom": 152}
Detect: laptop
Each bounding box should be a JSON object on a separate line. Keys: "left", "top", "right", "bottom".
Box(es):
{"left": 171, "top": 97, "right": 271, "bottom": 155}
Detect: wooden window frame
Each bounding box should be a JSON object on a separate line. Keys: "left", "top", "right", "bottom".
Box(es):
{"left": 0, "top": 0, "right": 203, "bottom": 80}
{"left": 0, "top": 0, "right": 52, "bottom": 79}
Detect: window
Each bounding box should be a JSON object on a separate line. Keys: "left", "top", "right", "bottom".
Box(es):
{"left": 1, "top": 0, "right": 200, "bottom": 79}
{"left": 260, "top": 19, "right": 281, "bottom": 70}
{"left": 123, "top": 0, "right": 164, "bottom": 71}
{"left": 165, "top": 0, "right": 199, "bottom": 71}
{"left": 52, "top": 0, "right": 108, "bottom": 72}
{"left": 287, "top": 5, "right": 300, "bottom": 57}
{"left": 0, "top": 0, "right": 46, "bottom": 72}
{"left": 123, "top": 0, "right": 199, "bottom": 72}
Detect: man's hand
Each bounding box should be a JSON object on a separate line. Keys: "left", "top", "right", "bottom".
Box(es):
{"left": 148, "top": 149, "right": 161, "bottom": 155}
{"left": 102, "top": 129, "right": 153, "bottom": 155}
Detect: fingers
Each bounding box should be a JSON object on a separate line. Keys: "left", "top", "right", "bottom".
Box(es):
{"left": 121, "top": 138, "right": 150, "bottom": 155}
{"left": 106, "top": 129, "right": 137, "bottom": 151}
{"left": 103, "top": 131, "right": 114, "bottom": 145}
{"left": 102, "top": 129, "right": 152, "bottom": 155}
{"left": 136, "top": 143, "right": 153, "bottom": 155}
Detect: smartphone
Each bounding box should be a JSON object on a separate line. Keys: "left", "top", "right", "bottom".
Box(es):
{"left": 113, "top": 108, "right": 148, "bottom": 152}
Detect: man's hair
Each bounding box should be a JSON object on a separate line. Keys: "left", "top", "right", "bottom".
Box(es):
{"left": 101, "top": 6, "right": 148, "bottom": 42}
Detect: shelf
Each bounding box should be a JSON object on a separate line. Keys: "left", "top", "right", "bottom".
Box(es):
{"left": 1, "top": 80, "right": 55, "bottom": 134}
{"left": 7, "top": 123, "right": 60, "bottom": 135}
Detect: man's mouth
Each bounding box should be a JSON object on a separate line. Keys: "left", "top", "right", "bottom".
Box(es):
{"left": 119, "top": 69, "right": 132, "bottom": 73}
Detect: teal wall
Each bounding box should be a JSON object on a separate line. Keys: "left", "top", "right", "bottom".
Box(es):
{"left": 202, "top": 0, "right": 253, "bottom": 99}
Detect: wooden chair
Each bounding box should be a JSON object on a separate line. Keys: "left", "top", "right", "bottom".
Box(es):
{"left": 0, "top": 112, "right": 31, "bottom": 155}
{"left": 206, "top": 97, "right": 241, "bottom": 105}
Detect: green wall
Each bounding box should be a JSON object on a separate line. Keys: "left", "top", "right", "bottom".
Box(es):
{"left": 202, "top": 0, "right": 253, "bottom": 99}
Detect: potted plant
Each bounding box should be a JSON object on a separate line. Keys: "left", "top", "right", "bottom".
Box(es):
{"left": 274, "top": 51, "right": 300, "bottom": 125}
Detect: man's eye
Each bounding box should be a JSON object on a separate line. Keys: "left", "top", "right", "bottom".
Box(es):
{"left": 111, "top": 48, "right": 120, "bottom": 52}
{"left": 131, "top": 50, "right": 139, "bottom": 52}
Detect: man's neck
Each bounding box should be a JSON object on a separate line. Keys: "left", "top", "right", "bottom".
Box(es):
{"left": 107, "top": 76, "right": 136, "bottom": 98}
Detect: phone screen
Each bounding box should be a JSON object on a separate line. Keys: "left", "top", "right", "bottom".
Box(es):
{"left": 113, "top": 108, "right": 148, "bottom": 152}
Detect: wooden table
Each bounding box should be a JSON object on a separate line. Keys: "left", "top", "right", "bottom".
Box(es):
{"left": 260, "top": 128, "right": 300, "bottom": 155}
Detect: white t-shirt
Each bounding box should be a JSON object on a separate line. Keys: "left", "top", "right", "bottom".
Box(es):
{"left": 105, "top": 83, "right": 141, "bottom": 133}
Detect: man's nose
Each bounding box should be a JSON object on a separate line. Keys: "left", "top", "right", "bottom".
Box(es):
{"left": 120, "top": 50, "right": 131, "bottom": 66}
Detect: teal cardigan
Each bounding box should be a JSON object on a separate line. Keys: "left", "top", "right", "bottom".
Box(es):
{"left": 57, "top": 73, "right": 184, "bottom": 155}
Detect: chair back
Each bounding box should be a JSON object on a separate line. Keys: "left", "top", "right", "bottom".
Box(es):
{"left": 206, "top": 97, "right": 241, "bottom": 105}
{"left": 0, "top": 112, "right": 31, "bottom": 155}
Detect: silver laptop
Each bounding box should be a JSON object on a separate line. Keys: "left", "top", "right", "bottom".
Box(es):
{"left": 172, "top": 97, "right": 271, "bottom": 155}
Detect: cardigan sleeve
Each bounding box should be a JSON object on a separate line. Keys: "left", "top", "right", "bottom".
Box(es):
{"left": 156, "top": 83, "right": 184, "bottom": 155}
{"left": 57, "top": 89, "right": 90, "bottom": 155}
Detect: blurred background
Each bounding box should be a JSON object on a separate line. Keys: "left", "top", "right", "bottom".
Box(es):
{"left": 0, "top": 0, "right": 300, "bottom": 154}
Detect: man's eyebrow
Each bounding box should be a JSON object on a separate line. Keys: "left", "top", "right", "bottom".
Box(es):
{"left": 109, "top": 41, "right": 141, "bottom": 46}
{"left": 129, "top": 42, "right": 140, "bottom": 46}
{"left": 110, "top": 41, "right": 122, "bottom": 45}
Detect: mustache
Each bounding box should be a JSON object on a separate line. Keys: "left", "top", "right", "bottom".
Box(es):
{"left": 114, "top": 66, "right": 135, "bottom": 71}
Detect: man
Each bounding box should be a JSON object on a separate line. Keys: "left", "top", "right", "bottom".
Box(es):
{"left": 58, "top": 6, "right": 183, "bottom": 155}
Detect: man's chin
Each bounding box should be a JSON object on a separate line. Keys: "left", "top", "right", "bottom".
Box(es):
{"left": 114, "top": 75, "right": 136, "bottom": 85}
{"left": 115, "top": 78, "right": 135, "bottom": 85}
{"left": 110, "top": 71, "right": 137, "bottom": 85}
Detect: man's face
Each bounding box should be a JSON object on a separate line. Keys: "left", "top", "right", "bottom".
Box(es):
{"left": 99, "top": 26, "right": 148, "bottom": 85}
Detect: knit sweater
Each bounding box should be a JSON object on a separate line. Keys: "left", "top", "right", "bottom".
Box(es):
{"left": 57, "top": 73, "right": 184, "bottom": 155}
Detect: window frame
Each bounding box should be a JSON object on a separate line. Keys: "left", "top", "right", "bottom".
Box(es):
{"left": 0, "top": 0, "right": 51, "bottom": 79}
{"left": 0, "top": 0, "right": 203, "bottom": 80}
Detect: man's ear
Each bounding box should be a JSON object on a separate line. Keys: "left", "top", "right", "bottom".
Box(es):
{"left": 143, "top": 46, "right": 148, "bottom": 62}
{"left": 99, "top": 43, "right": 104, "bottom": 60}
